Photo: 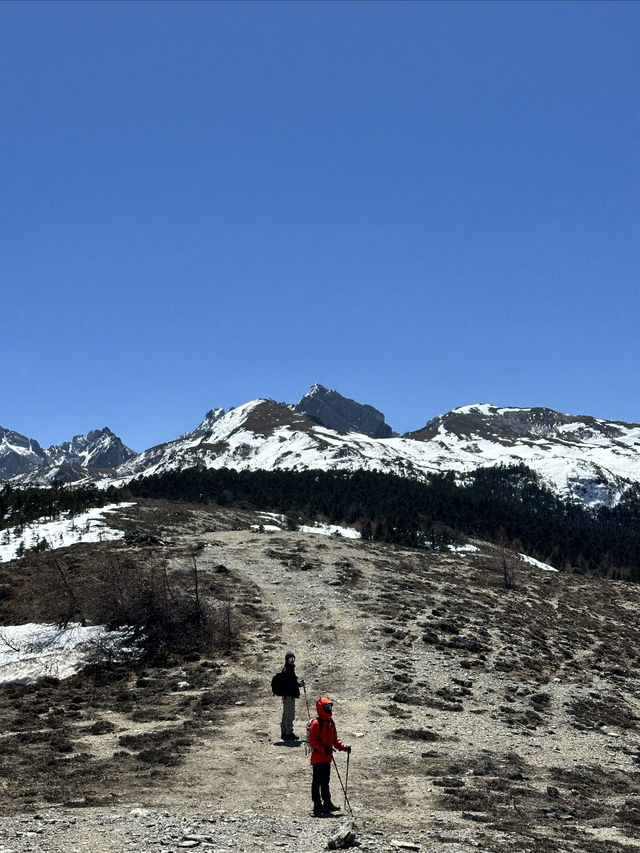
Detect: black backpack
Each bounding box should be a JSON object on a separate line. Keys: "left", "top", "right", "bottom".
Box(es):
{"left": 271, "top": 671, "right": 286, "bottom": 696}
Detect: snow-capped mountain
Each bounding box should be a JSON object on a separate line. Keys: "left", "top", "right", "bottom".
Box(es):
{"left": 6, "top": 388, "right": 640, "bottom": 507}
{"left": 47, "top": 428, "right": 134, "bottom": 470}
{"left": 1, "top": 426, "right": 136, "bottom": 484}
{"left": 109, "top": 394, "right": 640, "bottom": 507}
{"left": 408, "top": 404, "right": 640, "bottom": 505}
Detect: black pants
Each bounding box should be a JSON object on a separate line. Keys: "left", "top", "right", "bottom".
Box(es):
{"left": 312, "top": 762, "right": 332, "bottom": 806}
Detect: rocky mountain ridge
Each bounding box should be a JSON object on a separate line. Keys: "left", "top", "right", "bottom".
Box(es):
{"left": 0, "top": 426, "right": 136, "bottom": 484}
{"left": 5, "top": 389, "right": 640, "bottom": 507}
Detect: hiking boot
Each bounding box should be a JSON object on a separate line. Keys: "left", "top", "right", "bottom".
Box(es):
{"left": 313, "top": 805, "right": 324, "bottom": 817}
{"left": 324, "top": 802, "right": 340, "bottom": 812}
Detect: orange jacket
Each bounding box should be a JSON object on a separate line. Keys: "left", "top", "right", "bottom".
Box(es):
{"left": 308, "top": 696, "right": 346, "bottom": 765}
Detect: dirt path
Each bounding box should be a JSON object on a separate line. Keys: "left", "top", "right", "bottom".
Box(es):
{"left": 152, "top": 529, "right": 385, "bottom": 824}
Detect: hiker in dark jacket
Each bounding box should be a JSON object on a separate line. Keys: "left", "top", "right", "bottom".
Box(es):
{"left": 280, "top": 651, "right": 304, "bottom": 740}
{"left": 308, "top": 696, "right": 350, "bottom": 816}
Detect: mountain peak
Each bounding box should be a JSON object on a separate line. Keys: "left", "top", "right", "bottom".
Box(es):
{"left": 192, "top": 408, "right": 226, "bottom": 436}
{"left": 296, "top": 384, "right": 395, "bottom": 438}
{"left": 6, "top": 394, "right": 640, "bottom": 509}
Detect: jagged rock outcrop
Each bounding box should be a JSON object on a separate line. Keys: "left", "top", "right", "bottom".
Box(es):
{"left": 0, "top": 428, "right": 49, "bottom": 479}
{"left": 48, "top": 428, "right": 136, "bottom": 469}
{"left": 296, "top": 384, "right": 395, "bottom": 438}
{"left": 191, "top": 408, "right": 226, "bottom": 436}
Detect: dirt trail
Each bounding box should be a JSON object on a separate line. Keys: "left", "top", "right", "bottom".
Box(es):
{"left": 154, "top": 529, "right": 383, "bottom": 822}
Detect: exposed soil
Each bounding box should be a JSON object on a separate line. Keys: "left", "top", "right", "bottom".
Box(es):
{"left": 2, "top": 499, "right": 640, "bottom": 852}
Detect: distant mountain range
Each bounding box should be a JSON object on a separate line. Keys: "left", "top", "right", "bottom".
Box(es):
{"left": 0, "top": 427, "right": 135, "bottom": 484}
{"left": 4, "top": 384, "right": 640, "bottom": 507}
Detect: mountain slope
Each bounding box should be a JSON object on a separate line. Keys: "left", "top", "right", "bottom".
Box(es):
{"left": 0, "top": 428, "right": 49, "bottom": 479}
{"left": 408, "top": 403, "right": 640, "bottom": 505}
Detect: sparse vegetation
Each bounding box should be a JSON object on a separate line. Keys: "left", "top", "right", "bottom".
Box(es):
{"left": 33, "top": 550, "right": 238, "bottom": 656}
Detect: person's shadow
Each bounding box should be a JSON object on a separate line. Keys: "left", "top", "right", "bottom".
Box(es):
{"left": 273, "top": 739, "right": 303, "bottom": 747}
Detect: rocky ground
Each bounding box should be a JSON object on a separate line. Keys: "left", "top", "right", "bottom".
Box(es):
{"left": 1, "top": 499, "right": 640, "bottom": 852}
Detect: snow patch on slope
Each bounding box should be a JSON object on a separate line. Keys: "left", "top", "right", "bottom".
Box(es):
{"left": 519, "top": 554, "right": 559, "bottom": 573}
{"left": 0, "top": 624, "right": 140, "bottom": 685}
{"left": 0, "top": 504, "right": 135, "bottom": 563}
{"left": 250, "top": 512, "right": 360, "bottom": 539}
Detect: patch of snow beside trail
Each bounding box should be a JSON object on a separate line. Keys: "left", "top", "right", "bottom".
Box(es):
{"left": 0, "top": 623, "right": 140, "bottom": 685}
{"left": 0, "top": 503, "right": 135, "bottom": 563}
{"left": 519, "top": 554, "right": 559, "bottom": 573}
{"left": 251, "top": 512, "right": 361, "bottom": 538}
{"left": 448, "top": 543, "right": 479, "bottom": 553}
{"left": 299, "top": 522, "right": 361, "bottom": 539}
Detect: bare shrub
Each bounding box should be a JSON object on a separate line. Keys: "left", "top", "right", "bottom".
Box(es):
{"left": 478, "top": 535, "right": 518, "bottom": 591}
{"left": 36, "top": 551, "right": 237, "bottom": 657}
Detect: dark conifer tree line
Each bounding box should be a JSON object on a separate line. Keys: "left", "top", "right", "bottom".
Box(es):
{"left": 5, "top": 465, "right": 640, "bottom": 580}
{"left": 0, "top": 482, "right": 122, "bottom": 531}
{"left": 128, "top": 465, "right": 640, "bottom": 579}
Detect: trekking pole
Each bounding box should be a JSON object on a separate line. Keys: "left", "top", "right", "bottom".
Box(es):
{"left": 303, "top": 683, "right": 311, "bottom": 720}
{"left": 331, "top": 754, "right": 354, "bottom": 816}
{"left": 303, "top": 685, "right": 311, "bottom": 757}
{"left": 344, "top": 748, "right": 350, "bottom": 813}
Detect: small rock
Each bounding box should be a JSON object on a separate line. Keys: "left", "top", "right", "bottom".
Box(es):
{"left": 235, "top": 701, "right": 245, "bottom": 706}
{"left": 327, "top": 820, "right": 357, "bottom": 850}
{"left": 177, "top": 681, "right": 190, "bottom": 690}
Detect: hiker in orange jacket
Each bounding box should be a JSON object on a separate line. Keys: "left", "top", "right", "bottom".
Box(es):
{"left": 308, "top": 696, "right": 351, "bottom": 816}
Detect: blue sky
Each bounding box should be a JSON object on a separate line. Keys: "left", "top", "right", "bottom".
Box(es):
{"left": 1, "top": 0, "right": 638, "bottom": 452}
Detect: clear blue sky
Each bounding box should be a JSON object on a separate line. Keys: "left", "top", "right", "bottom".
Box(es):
{"left": 1, "top": 0, "right": 638, "bottom": 452}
